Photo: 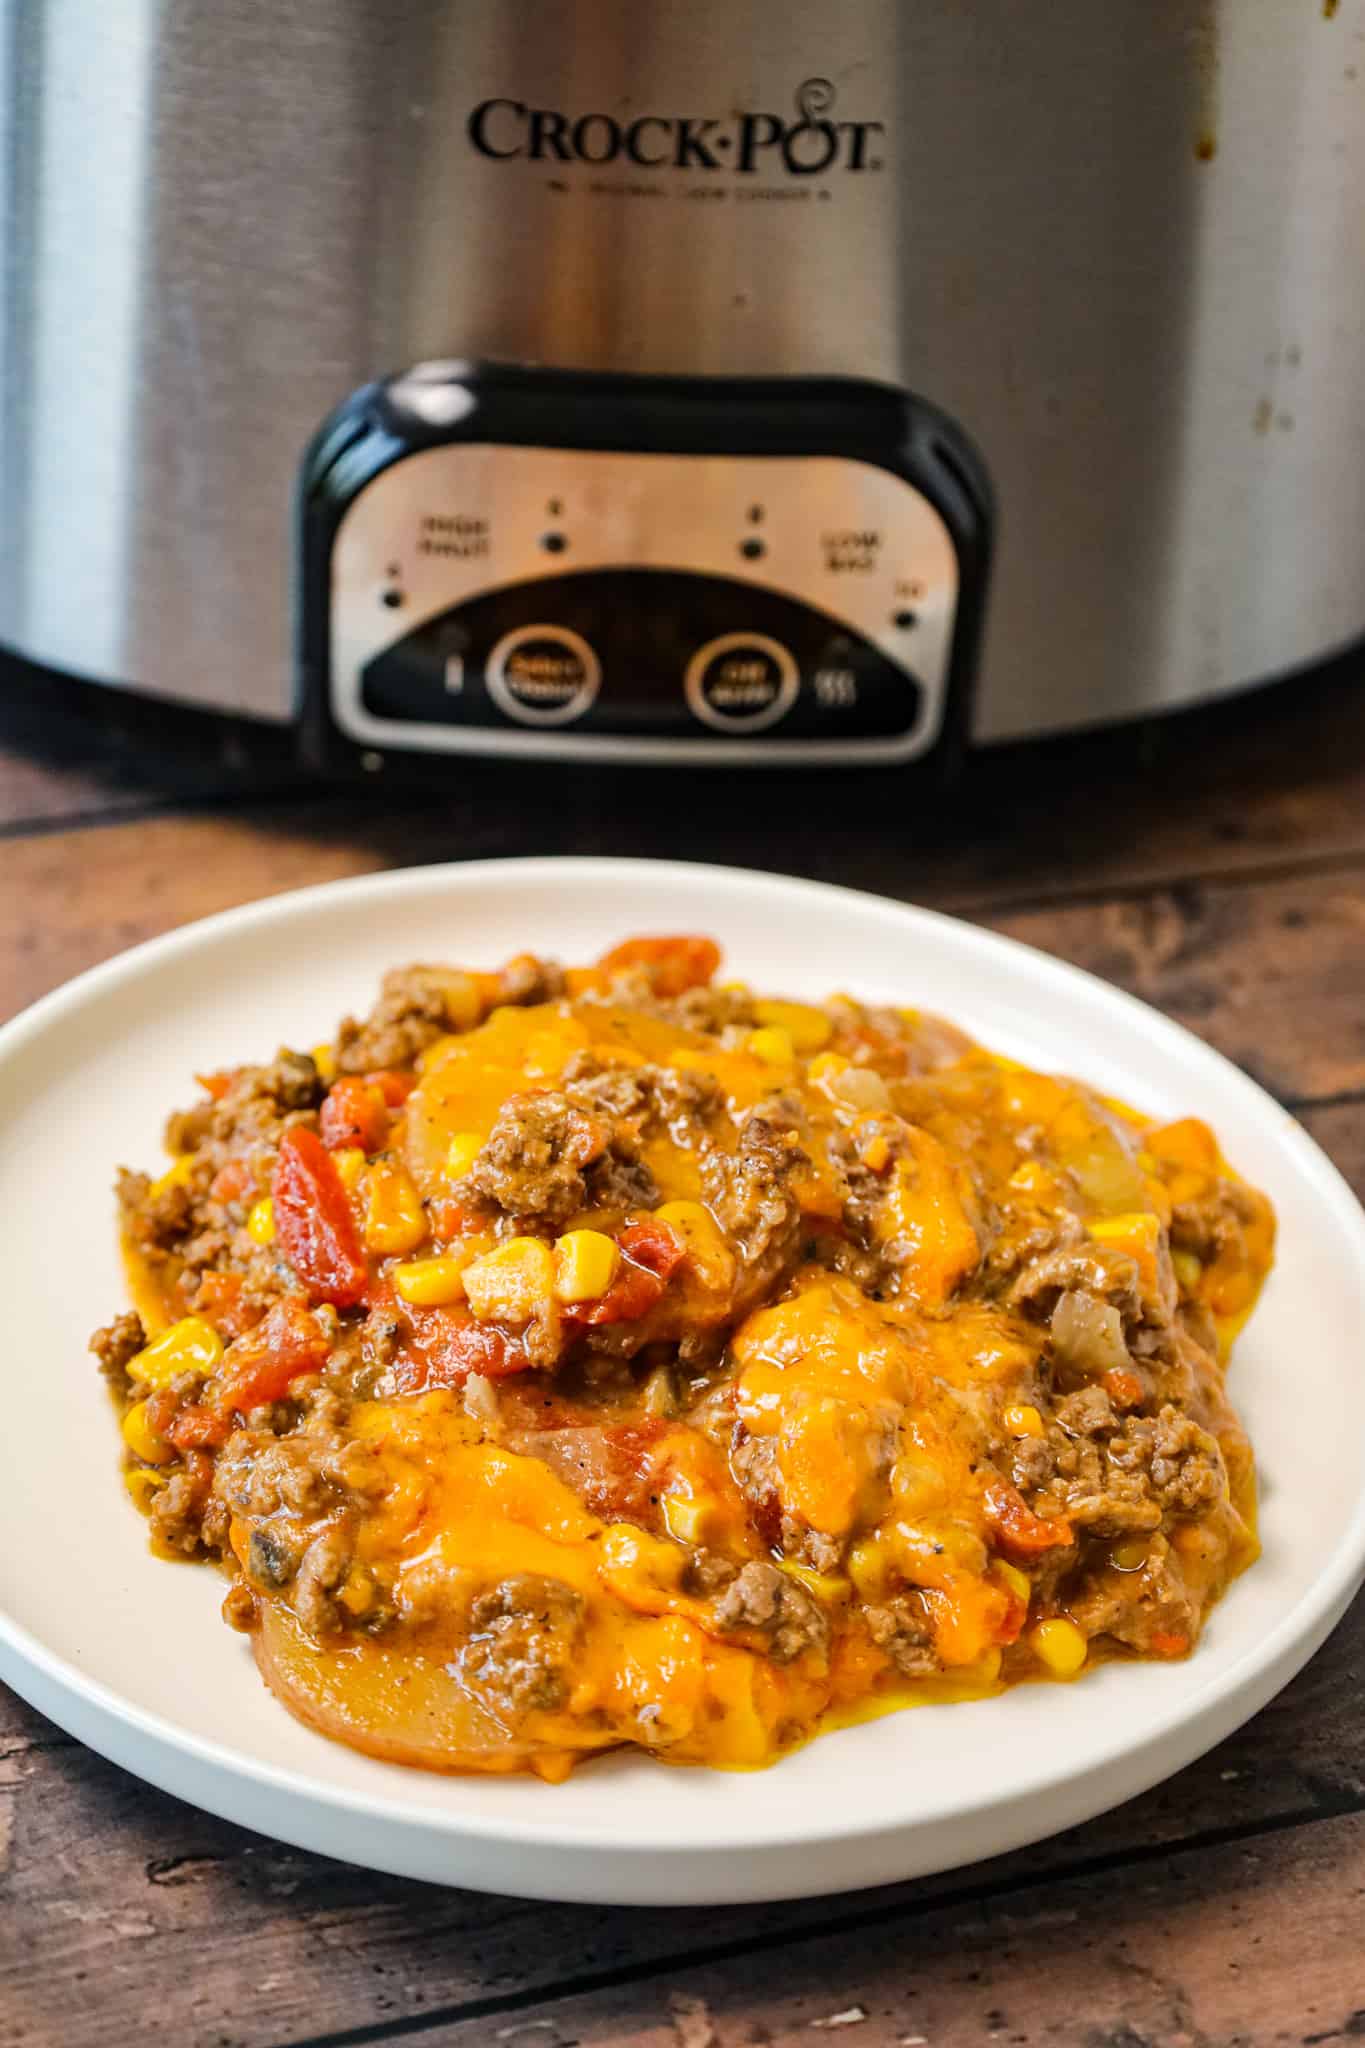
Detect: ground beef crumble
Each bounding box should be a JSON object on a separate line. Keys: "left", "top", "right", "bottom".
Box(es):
{"left": 462, "top": 1089, "right": 659, "bottom": 1227}
{"left": 711, "top": 1561, "right": 829, "bottom": 1663}
{"left": 1014, "top": 1388, "right": 1227, "bottom": 1535}
{"left": 90, "top": 1309, "right": 146, "bottom": 1389}
{"left": 93, "top": 946, "right": 1272, "bottom": 1771}
{"left": 461, "top": 1574, "right": 586, "bottom": 1714}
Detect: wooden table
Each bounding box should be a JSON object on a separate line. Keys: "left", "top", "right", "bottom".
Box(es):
{"left": 3, "top": 663, "right": 1365, "bottom": 2047}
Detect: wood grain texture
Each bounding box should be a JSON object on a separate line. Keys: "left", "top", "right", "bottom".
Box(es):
{"left": 979, "top": 872, "right": 1365, "bottom": 1104}
{"left": 422, "top": 1810, "right": 1365, "bottom": 2048}
{"left": 2, "top": 665, "right": 1364, "bottom": 2047}
{"left": 1301, "top": 1103, "right": 1365, "bottom": 1194}
{"left": 1, "top": 1572, "right": 1362, "bottom": 2048}
{"left": 2, "top": 653, "right": 1364, "bottom": 906}
{"left": 5, "top": 812, "right": 1363, "bottom": 1108}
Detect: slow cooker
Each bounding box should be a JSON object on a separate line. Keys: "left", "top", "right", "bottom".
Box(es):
{"left": 2, "top": 0, "right": 1363, "bottom": 778}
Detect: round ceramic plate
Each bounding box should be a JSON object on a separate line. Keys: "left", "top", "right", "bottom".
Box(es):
{"left": 1, "top": 857, "right": 1362, "bottom": 1906}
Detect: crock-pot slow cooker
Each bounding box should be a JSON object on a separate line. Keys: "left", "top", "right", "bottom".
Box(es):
{"left": 2, "top": 0, "right": 1362, "bottom": 775}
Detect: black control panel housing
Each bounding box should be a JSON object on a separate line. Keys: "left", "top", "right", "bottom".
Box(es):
{"left": 297, "top": 363, "right": 992, "bottom": 780}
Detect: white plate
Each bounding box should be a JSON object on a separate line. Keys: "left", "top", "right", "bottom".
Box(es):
{"left": 1, "top": 857, "right": 1362, "bottom": 1907}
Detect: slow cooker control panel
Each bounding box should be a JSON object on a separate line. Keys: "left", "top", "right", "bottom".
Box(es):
{"left": 325, "top": 445, "right": 960, "bottom": 765}
{"left": 299, "top": 367, "right": 991, "bottom": 777}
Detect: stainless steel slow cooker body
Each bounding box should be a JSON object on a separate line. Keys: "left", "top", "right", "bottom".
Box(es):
{"left": 2, "top": 0, "right": 1362, "bottom": 744}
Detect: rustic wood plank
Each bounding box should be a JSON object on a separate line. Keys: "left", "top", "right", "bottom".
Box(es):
{"left": 2, "top": 671, "right": 1362, "bottom": 2046}
{"left": 2, "top": 1569, "right": 1361, "bottom": 2048}
{"left": 421, "top": 1808, "right": 1365, "bottom": 2048}
{"left": 5, "top": 810, "right": 1364, "bottom": 1106}
{"left": 978, "top": 870, "right": 1365, "bottom": 1104}
{"left": 1300, "top": 1103, "right": 1365, "bottom": 1195}
{"left": 3, "top": 648, "right": 1365, "bottom": 907}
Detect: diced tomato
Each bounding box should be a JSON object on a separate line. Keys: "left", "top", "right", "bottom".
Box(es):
{"left": 619, "top": 1219, "right": 687, "bottom": 1280}
{"left": 142, "top": 1391, "right": 231, "bottom": 1456}
{"left": 272, "top": 1127, "right": 369, "bottom": 1308}
{"left": 983, "top": 1480, "right": 1074, "bottom": 1559}
{"left": 834, "top": 1024, "right": 912, "bottom": 1077}
{"left": 596, "top": 935, "right": 722, "bottom": 998}
{"left": 196, "top": 1070, "right": 234, "bottom": 1101}
{"left": 994, "top": 1584, "right": 1029, "bottom": 1645}
{"left": 576, "top": 1262, "right": 664, "bottom": 1324}
{"left": 1103, "top": 1367, "right": 1146, "bottom": 1410}
{"left": 363, "top": 1068, "right": 416, "bottom": 1107}
{"left": 567, "top": 1218, "right": 684, "bottom": 1326}
{"left": 319, "top": 1077, "right": 389, "bottom": 1154}
{"left": 391, "top": 1304, "right": 534, "bottom": 1390}
{"left": 426, "top": 1196, "right": 483, "bottom": 1241}
{"left": 167, "top": 1404, "right": 231, "bottom": 1452}
{"left": 210, "top": 1158, "right": 253, "bottom": 1204}
{"left": 215, "top": 1296, "right": 333, "bottom": 1415}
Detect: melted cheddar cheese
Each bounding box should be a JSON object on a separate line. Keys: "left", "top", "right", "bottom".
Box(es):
{"left": 99, "top": 935, "right": 1274, "bottom": 1779}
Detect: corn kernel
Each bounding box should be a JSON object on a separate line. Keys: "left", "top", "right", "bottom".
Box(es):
{"left": 778, "top": 1560, "right": 851, "bottom": 1604}
{"left": 1086, "top": 1210, "right": 1160, "bottom": 1246}
{"left": 1008, "top": 1160, "right": 1051, "bottom": 1194}
{"left": 337, "top": 1572, "right": 374, "bottom": 1617}
{"left": 860, "top": 1132, "right": 892, "bottom": 1173}
{"left": 122, "top": 1399, "right": 173, "bottom": 1465}
{"left": 1003, "top": 1403, "right": 1045, "bottom": 1438}
{"left": 444, "top": 1130, "right": 484, "bottom": 1181}
{"left": 124, "top": 1467, "right": 167, "bottom": 1511}
{"left": 129, "top": 1315, "right": 223, "bottom": 1390}
{"left": 311, "top": 1041, "right": 338, "bottom": 1085}
{"left": 994, "top": 1559, "right": 1031, "bottom": 1605}
{"left": 1085, "top": 1210, "right": 1163, "bottom": 1296}
{"left": 1030, "top": 1617, "right": 1088, "bottom": 1678}
{"left": 1112, "top": 1538, "right": 1150, "bottom": 1571}
{"left": 969, "top": 1646, "right": 1005, "bottom": 1688}
{"left": 462, "top": 1235, "right": 555, "bottom": 1322}
{"left": 438, "top": 971, "right": 486, "bottom": 1031}
{"left": 661, "top": 1494, "right": 714, "bottom": 1546}
{"left": 246, "top": 1196, "right": 275, "bottom": 1245}
{"left": 393, "top": 1254, "right": 469, "bottom": 1307}
{"left": 747, "top": 1025, "right": 796, "bottom": 1067}
{"left": 150, "top": 1153, "right": 196, "bottom": 1197}
{"left": 552, "top": 1228, "right": 620, "bottom": 1304}
{"left": 752, "top": 999, "right": 832, "bottom": 1053}
{"left": 936, "top": 1522, "right": 989, "bottom": 1571}
{"left": 1172, "top": 1248, "right": 1203, "bottom": 1293}
{"left": 333, "top": 1146, "right": 367, "bottom": 1193}
{"left": 363, "top": 1159, "right": 427, "bottom": 1254}
{"left": 848, "top": 1535, "right": 891, "bottom": 1599}
{"left": 807, "top": 1051, "right": 849, "bottom": 1081}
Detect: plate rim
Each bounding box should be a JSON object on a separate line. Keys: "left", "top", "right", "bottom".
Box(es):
{"left": 2, "top": 853, "right": 1363, "bottom": 1875}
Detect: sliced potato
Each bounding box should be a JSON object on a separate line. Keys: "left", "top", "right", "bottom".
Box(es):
{"left": 254, "top": 1603, "right": 540, "bottom": 1776}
